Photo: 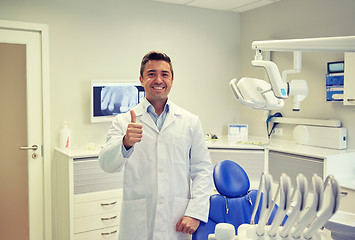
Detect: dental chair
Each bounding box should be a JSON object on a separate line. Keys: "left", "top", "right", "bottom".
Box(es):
{"left": 193, "top": 160, "right": 281, "bottom": 240}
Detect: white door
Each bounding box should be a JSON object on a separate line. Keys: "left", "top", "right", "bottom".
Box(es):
{"left": 0, "top": 24, "right": 47, "bottom": 240}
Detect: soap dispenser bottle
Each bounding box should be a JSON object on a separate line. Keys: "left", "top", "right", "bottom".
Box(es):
{"left": 60, "top": 121, "right": 71, "bottom": 148}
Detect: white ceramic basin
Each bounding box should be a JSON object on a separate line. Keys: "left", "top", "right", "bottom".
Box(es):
{"left": 324, "top": 211, "right": 355, "bottom": 240}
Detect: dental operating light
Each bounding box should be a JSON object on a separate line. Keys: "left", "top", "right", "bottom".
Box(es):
{"left": 231, "top": 35, "right": 355, "bottom": 111}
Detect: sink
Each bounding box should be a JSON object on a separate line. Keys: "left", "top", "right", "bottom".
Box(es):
{"left": 324, "top": 211, "right": 355, "bottom": 240}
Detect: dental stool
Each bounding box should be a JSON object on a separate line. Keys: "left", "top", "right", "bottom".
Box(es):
{"left": 193, "top": 160, "right": 280, "bottom": 240}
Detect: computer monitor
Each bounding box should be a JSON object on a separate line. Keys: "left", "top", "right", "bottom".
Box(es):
{"left": 91, "top": 80, "right": 145, "bottom": 123}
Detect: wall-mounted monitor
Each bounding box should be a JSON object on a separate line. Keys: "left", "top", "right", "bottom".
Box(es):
{"left": 91, "top": 80, "right": 145, "bottom": 123}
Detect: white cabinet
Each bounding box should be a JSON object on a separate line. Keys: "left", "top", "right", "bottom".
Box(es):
{"left": 265, "top": 143, "right": 355, "bottom": 214}
{"left": 267, "top": 150, "right": 324, "bottom": 185}
{"left": 207, "top": 138, "right": 355, "bottom": 213}
{"left": 339, "top": 187, "right": 355, "bottom": 214}
{"left": 54, "top": 148, "right": 123, "bottom": 240}
{"left": 344, "top": 52, "right": 355, "bottom": 105}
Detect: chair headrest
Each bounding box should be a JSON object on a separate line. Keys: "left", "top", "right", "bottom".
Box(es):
{"left": 213, "top": 160, "right": 250, "bottom": 197}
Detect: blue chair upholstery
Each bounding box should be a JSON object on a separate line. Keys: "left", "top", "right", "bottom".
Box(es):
{"left": 193, "top": 160, "right": 281, "bottom": 240}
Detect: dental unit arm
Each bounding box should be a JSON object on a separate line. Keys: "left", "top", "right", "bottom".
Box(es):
{"left": 251, "top": 51, "right": 288, "bottom": 99}
{"left": 231, "top": 35, "right": 355, "bottom": 111}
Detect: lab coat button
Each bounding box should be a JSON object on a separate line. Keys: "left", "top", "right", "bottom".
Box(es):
{"left": 159, "top": 167, "right": 164, "bottom": 173}
{"left": 159, "top": 199, "right": 164, "bottom": 204}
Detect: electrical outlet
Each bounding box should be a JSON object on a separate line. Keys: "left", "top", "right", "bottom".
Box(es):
{"left": 273, "top": 128, "right": 283, "bottom": 136}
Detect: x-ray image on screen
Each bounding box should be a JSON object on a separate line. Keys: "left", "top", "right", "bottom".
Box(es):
{"left": 101, "top": 85, "right": 139, "bottom": 114}
{"left": 91, "top": 80, "right": 145, "bottom": 122}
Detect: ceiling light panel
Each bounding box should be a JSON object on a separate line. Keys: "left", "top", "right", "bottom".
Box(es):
{"left": 152, "top": 0, "right": 282, "bottom": 12}
{"left": 232, "top": 0, "right": 277, "bottom": 12}
{"left": 188, "top": 0, "right": 261, "bottom": 11}
{"left": 153, "top": 0, "right": 193, "bottom": 4}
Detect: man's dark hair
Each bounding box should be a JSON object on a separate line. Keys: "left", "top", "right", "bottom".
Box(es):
{"left": 140, "top": 51, "right": 174, "bottom": 78}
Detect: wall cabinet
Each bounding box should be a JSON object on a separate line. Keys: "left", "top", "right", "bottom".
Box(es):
{"left": 344, "top": 52, "right": 355, "bottom": 106}
{"left": 54, "top": 148, "right": 123, "bottom": 240}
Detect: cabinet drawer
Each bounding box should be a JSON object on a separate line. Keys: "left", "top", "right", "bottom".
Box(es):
{"left": 75, "top": 197, "right": 121, "bottom": 218}
{"left": 75, "top": 211, "right": 120, "bottom": 233}
{"left": 268, "top": 151, "right": 323, "bottom": 185}
{"left": 75, "top": 226, "right": 119, "bottom": 240}
{"left": 73, "top": 157, "right": 123, "bottom": 194}
{"left": 339, "top": 187, "right": 355, "bottom": 214}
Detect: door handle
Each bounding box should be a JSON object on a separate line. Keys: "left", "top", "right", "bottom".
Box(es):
{"left": 20, "top": 145, "right": 38, "bottom": 151}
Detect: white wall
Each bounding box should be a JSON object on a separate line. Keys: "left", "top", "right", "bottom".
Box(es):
{"left": 0, "top": 0, "right": 240, "bottom": 149}
{"left": 239, "top": 0, "right": 355, "bottom": 148}
{"left": 2, "top": 0, "right": 355, "bottom": 149}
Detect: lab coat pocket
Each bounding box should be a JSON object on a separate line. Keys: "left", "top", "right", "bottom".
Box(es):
{"left": 172, "top": 134, "right": 191, "bottom": 164}
{"left": 119, "top": 198, "right": 147, "bottom": 240}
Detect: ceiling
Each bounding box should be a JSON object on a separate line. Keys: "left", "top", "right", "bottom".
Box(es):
{"left": 152, "top": 0, "right": 282, "bottom": 13}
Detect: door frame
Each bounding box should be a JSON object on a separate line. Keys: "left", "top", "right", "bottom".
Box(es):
{"left": 0, "top": 20, "right": 51, "bottom": 239}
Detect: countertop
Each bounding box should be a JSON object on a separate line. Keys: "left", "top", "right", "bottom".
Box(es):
{"left": 206, "top": 136, "right": 355, "bottom": 190}
{"left": 56, "top": 136, "right": 355, "bottom": 190}
{"left": 55, "top": 146, "right": 102, "bottom": 158}
{"left": 207, "top": 136, "right": 355, "bottom": 158}
{"left": 206, "top": 136, "right": 267, "bottom": 150}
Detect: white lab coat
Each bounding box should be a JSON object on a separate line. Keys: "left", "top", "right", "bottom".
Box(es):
{"left": 99, "top": 100, "right": 213, "bottom": 240}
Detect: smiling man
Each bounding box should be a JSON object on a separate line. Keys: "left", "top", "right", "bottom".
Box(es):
{"left": 99, "top": 51, "right": 213, "bottom": 240}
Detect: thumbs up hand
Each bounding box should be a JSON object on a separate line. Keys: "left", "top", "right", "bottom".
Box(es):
{"left": 123, "top": 110, "right": 143, "bottom": 149}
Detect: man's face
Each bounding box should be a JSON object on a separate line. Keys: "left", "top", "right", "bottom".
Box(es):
{"left": 140, "top": 60, "right": 173, "bottom": 103}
